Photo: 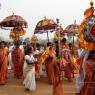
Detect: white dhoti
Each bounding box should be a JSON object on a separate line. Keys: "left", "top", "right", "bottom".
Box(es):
{"left": 8, "top": 52, "right": 13, "bottom": 70}
{"left": 23, "top": 66, "right": 36, "bottom": 91}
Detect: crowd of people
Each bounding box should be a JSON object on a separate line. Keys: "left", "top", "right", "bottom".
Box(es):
{"left": 0, "top": 38, "right": 95, "bottom": 95}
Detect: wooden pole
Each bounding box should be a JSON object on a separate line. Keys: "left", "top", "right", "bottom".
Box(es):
{"left": 47, "top": 30, "right": 49, "bottom": 43}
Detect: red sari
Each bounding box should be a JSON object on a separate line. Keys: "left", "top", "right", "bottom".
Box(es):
{"left": 53, "top": 58, "right": 64, "bottom": 95}
{"left": 12, "top": 47, "right": 24, "bottom": 79}
{"left": 81, "top": 60, "right": 95, "bottom": 95}
{"left": 35, "top": 61, "right": 40, "bottom": 78}
{"left": 0, "top": 48, "right": 8, "bottom": 85}
{"left": 64, "top": 51, "right": 74, "bottom": 80}
{"left": 60, "top": 44, "right": 74, "bottom": 80}
{"left": 45, "top": 49, "right": 55, "bottom": 84}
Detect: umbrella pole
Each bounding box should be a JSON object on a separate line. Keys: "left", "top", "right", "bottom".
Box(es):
{"left": 47, "top": 31, "right": 49, "bottom": 43}
{"left": 56, "top": 18, "right": 60, "bottom": 57}
{"left": 73, "top": 33, "right": 74, "bottom": 45}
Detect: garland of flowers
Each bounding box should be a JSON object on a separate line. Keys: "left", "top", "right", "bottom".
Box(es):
{"left": 9, "top": 28, "right": 26, "bottom": 39}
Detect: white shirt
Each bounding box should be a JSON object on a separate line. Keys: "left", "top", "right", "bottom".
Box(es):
{"left": 25, "top": 54, "right": 36, "bottom": 63}
{"left": 23, "top": 54, "right": 36, "bottom": 69}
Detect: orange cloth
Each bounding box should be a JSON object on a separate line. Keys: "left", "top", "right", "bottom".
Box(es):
{"left": 35, "top": 61, "right": 40, "bottom": 77}
{"left": 39, "top": 47, "right": 49, "bottom": 63}
{"left": 53, "top": 58, "right": 64, "bottom": 95}
{"left": 0, "top": 48, "right": 8, "bottom": 85}
{"left": 45, "top": 58, "right": 55, "bottom": 84}
{"left": 12, "top": 48, "right": 24, "bottom": 78}
{"left": 60, "top": 44, "right": 69, "bottom": 50}
{"left": 53, "top": 82, "right": 64, "bottom": 95}
{"left": 62, "top": 49, "right": 74, "bottom": 79}
{"left": 45, "top": 48, "right": 56, "bottom": 84}
{"left": 81, "top": 60, "right": 95, "bottom": 95}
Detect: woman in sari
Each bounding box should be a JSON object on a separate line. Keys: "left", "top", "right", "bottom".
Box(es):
{"left": 33, "top": 47, "right": 40, "bottom": 79}
{"left": 52, "top": 56, "right": 65, "bottom": 95}
{"left": 45, "top": 44, "right": 56, "bottom": 84}
{"left": 0, "top": 41, "right": 8, "bottom": 85}
{"left": 12, "top": 41, "right": 24, "bottom": 79}
{"left": 81, "top": 50, "right": 95, "bottom": 95}
{"left": 60, "top": 38, "right": 74, "bottom": 82}
{"left": 52, "top": 40, "right": 67, "bottom": 95}
{"left": 75, "top": 49, "right": 89, "bottom": 95}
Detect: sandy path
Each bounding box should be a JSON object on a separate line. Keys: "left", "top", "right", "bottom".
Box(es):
{"left": 0, "top": 71, "right": 76, "bottom": 95}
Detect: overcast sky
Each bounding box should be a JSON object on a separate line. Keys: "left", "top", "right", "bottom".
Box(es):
{"left": 0, "top": 0, "right": 92, "bottom": 40}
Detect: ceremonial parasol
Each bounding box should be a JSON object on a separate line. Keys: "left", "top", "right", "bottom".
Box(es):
{"left": 0, "top": 13, "right": 27, "bottom": 40}
{"left": 65, "top": 21, "right": 79, "bottom": 34}
{"left": 0, "top": 13, "right": 27, "bottom": 30}
{"left": 64, "top": 20, "right": 79, "bottom": 44}
{"left": 34, "top": 17, "right": 57, "bottom": 43}
{"left": 78, "top": 0, "right": 95, "bottom": 50}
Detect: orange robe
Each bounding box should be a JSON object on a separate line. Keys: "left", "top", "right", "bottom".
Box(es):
{"left": 63, "top": 51, "right": 74, "bottom": 79}
{"left": 12, "top": 47, "right": 24, "bottom": 79}
{"left": 60, "top": 44, "right": 73, "bottom": 79}
{"left": 0, "top": 48, "right": 8, "bottom": 85}
{"left": 53, "top": 58, "right": 64, "bottom": 95}
{"left": 81, "top": 60, "right": 95, "bottom": 95}
{"left": 45, "top": 49, "right": 55, "bottom": 84}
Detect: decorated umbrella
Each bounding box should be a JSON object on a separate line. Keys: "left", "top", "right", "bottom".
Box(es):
{"left": 9, "top": 27, "right": 26, "bottom": 40}
{"left": 78, "top": 0, "right": 95, "bottom": 50}
{"left": 31, "top": 34, "right": 38, "bottom": 43}
{"left": 64, "top": 20, "right": 79, "bottom": 44}
{"left": 0, "top": 13, "right": 27, "bottom": 29}
{"left": 34, "top": 17, "right": 57, "bottom": 43}
{"left": 0, "top": 13, "right": 27, "bottom": 40}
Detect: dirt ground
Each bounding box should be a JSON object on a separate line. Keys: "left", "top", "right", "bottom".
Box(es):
{"left": 0, "top": 71, "right": 76, "bottom": 95}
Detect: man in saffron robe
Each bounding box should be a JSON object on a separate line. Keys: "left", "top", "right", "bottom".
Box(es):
{"left": 0, "top": 41, "right": 8, "bottom": 85}
{"left": 12, "top": 41, "right": 24, "bottom": 79}
{"left": 81, "top": 50, "right": 95, "bottom": 95}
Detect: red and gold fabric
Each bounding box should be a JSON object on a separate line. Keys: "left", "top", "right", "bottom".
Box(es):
{"left": 9, "top": 27, "right": 26, "bottom": 40}
{"left": 12, "top": 47, "right": 24, "bottom": 79}
{"left": 78, "top": 6, "right": 95, "bottom": 50}
{"left": 39, "top": 47, "right": 50, "bottom": 63}
{"left": 81, "top": 60, "right": 95, "bottom": 95}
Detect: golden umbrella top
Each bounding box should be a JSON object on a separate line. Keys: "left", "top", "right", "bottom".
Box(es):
{"left": 64, "top": 20, "right": 79, "bottom": 35}
{"left": 34, "top": 17, "right": 57, "bottom": 34}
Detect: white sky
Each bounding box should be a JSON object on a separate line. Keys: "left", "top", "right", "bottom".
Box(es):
{"left": 0, "top": 0, "right": 92, "bottom": 40}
